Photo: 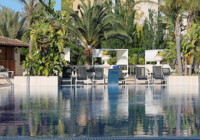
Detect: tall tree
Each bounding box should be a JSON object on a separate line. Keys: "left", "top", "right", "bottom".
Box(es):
{"left": 185, "top": 0, "right": 200, "bottom": 31}
{"left": 141, "top": 10, "right": 166, "bottom": 50}
{"left": 67, "top": 0, "right": 131, "bottom": 50}
{"left": 160, "top": 0, "right": 200, "bottom": 75}
{"left": 182, "top": 23, "right": 200, "bottom": 75}
{"left": 102, "top": 0, "right": 137, "bottom": 50}
{"left": 18, "top": 0, "right": 41, "bottom": 54}
{"left": 159, "top": 0, "right": 187, "bottom": 75}
{"left": 65, "top": 0, "right": 131, "bottom": 64}
{"left": 0, "top": 7, "right": 26, "bottom": 39}
{"left": 184, "top": 0, "right": 200, "bottom": 75}
{"left": 23, "top": 1, "right": 66, "bottom": 76}
{"left": 39, "top": 0, "right": 86, "bottom": 65}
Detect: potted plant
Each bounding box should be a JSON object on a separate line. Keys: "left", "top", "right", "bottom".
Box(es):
{"left": 102, "top": 50, "right": 110, "bottom": 66}
{"left": 155, "top": 51, "right": 163, "bottom": 65}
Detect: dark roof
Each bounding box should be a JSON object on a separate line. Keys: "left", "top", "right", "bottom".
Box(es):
{"left": 0, "top": 36, "right": 29, "bottom": 47}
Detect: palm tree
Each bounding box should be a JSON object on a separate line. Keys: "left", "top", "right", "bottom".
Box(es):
{"left": 61, "top": 0, "right": 73, "bottom": 11}
{"left": 67, "top": 0, "right": 131, "bottom": 50}
{"left": 18, "top": 0, "right": 41, "bottom": 26}
{"left": 160, "top": 0, "right": 200, "bottom": 75}
{"left": 0, "top": 7, "right": 26, "bottom": 39}
{"left": 159, "top": 0, "right": 188, "bottom": 75}
{"left": 18, "top": 0, "right": 41, "bottom": 54}
{"left": 184, "top": 0, "right": 200, "bottom": 75}
{"left": 185, "top": 0, "right": 200, "bottom": 31}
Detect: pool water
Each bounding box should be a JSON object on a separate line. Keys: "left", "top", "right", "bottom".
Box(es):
{"left": 0, "top": 85, "right": 200, "bottom": 137}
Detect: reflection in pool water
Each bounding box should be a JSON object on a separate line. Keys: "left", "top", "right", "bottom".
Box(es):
{"left": 0, "top": 85, "right": 199, "bottom": 137}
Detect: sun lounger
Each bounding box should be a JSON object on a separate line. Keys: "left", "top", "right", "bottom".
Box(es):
{"left": 119, "top": 68, "right": 126, "bottom": 85}
{"left": 62, "top": 66, "right": 73, "bottom": 85}
{"left": 152, "top": 66, "right": 166, "bottom": 84}
{"left": 135, "top": 67, "right": 149, "bottom": 85}
{"left": 75, "top": 66, "right": 88, "bottom": 85}
{"left": 92, "top": 67, "right": 105, "bottom": 85}
{"left": 162, "top": 68, "right": 170, "bottom": 76}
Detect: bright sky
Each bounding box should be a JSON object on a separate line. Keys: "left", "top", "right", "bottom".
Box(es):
{"left": 0, "top": 0, "right": 61, "bottom": 12}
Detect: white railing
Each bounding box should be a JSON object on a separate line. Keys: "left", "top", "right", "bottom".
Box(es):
{"left": 0, "top": 74, "right": 14, "bottom": 86}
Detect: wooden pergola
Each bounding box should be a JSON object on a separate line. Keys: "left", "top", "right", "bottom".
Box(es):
{"left": 0, "top": 36, "right": 29, "bottom": 74}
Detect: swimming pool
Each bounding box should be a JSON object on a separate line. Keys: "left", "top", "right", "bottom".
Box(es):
{"left": 0, "top": 85, "right": 200, "bottom": 138}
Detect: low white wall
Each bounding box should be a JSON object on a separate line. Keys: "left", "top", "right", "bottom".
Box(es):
{"left": 168, "top": 85, "right": 199, "bottom": 96}
{"left": 167, "top": 76, "right": 199, "bottom": 86}
{"left": 14, "top": 76, "right": 59, "bottom": 86}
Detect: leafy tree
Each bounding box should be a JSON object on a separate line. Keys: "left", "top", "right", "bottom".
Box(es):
{"left": 18, "top": 0, "right": 44, "bottom": 54}
{"left": 185, "top": 0, "right": 200, "bottom": 31}
{"left": 22, "top": 2, "right": 66, "bottom": 76}
{"left": 0, "top": 7, "right": 26, "bottom": 39}
{"left": 141, "top": 18, "right": 153, "bottom": 50}
{"left": 163, "top": 41, "right": 177, "bottom": 65}
{"left": 182, "top": 23, "right": 200, "bottom": 75}
{"left": 159, "top": 0, "right": 185, "bottom": 74}
{"left": 104, "top": 0, "right": 165, "bottom": 59}
{"left": 183, "top": 1, "right": 200, "bottom": 75}
{"left": 115, "top": 0, "right": 136, "bottom": 48}
{"left": 141, "top": 10, "right": 166, "bottom": 50}
{"left": 68, "top": 43, "right": 86, "bottom": 65}
{"left": 20, "top": 47, "right": 29, "bottom": 64}
{"left": 159, "top": 0, "right": 200, "bottom": 75}
{"left": 39, "top": 0, "right": 88, "bottom": 65}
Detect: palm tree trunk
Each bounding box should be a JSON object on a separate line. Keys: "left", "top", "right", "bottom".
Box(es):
{"left": 175, "top": 15, "right": 183, "bottom": 75}
{"left": 19, "top": 0, "right": 35, "bottom": 55}
{"left": 189, "top": 55, "right": 194, "bottom": 75}
{"left": 184, "top": 57, "right": 187, "bottom": 75}
{"left": 187, "top": 11, "right": 193, "bottom": 32}
{"left": 27, "top": 11, "right": 33, "bottom": 55}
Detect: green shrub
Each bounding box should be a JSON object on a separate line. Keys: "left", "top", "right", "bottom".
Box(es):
{"left": 138, "top": 57, "right": 145, "bottom": 64}
{"left": 129, "top": 54, "right": 138, "bottom": 64}
{"left": 108, "top": 57, "right": 116, "bottom": 65}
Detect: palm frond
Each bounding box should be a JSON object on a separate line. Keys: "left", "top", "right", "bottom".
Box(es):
{"left": 104, "top": 30, "right": 132, "bottom": 42}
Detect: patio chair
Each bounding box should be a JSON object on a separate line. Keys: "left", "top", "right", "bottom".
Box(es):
{"left": 162, "top": 68, "right": 170, "bottom": 76}
{"left": 152, "top": 66, "right": 166, "bottom": 84}
{"left": 118, "top": 68, "right": 126, "bottom": 85}
{"left": 62, "top": 66, "right": 73, "bottom": 85}
{"left": 75, "top": 66, "right": 88, "bottom": 85}
{"left": 135, "top": 67, "right": 149, "bottom": 85}
{"left": 92, "top": 67, "right": 105, "bottom": 85}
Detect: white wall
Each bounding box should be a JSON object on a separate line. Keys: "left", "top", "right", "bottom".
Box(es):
{"left": 14, "top": 76, "right": 59, "bottom": 86}
{"left": 134, "top": 0, "right": 159, "bottom": 25}
{"left": 167, "top": 76, "right": 199, "bottom": 86}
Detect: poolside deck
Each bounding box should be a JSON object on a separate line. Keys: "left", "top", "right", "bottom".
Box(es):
{"left": 1, "top": 75, "right": 198, "bottom": 87}
{"left": 60, "top": 75, "right": 135, "bottom": 86}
